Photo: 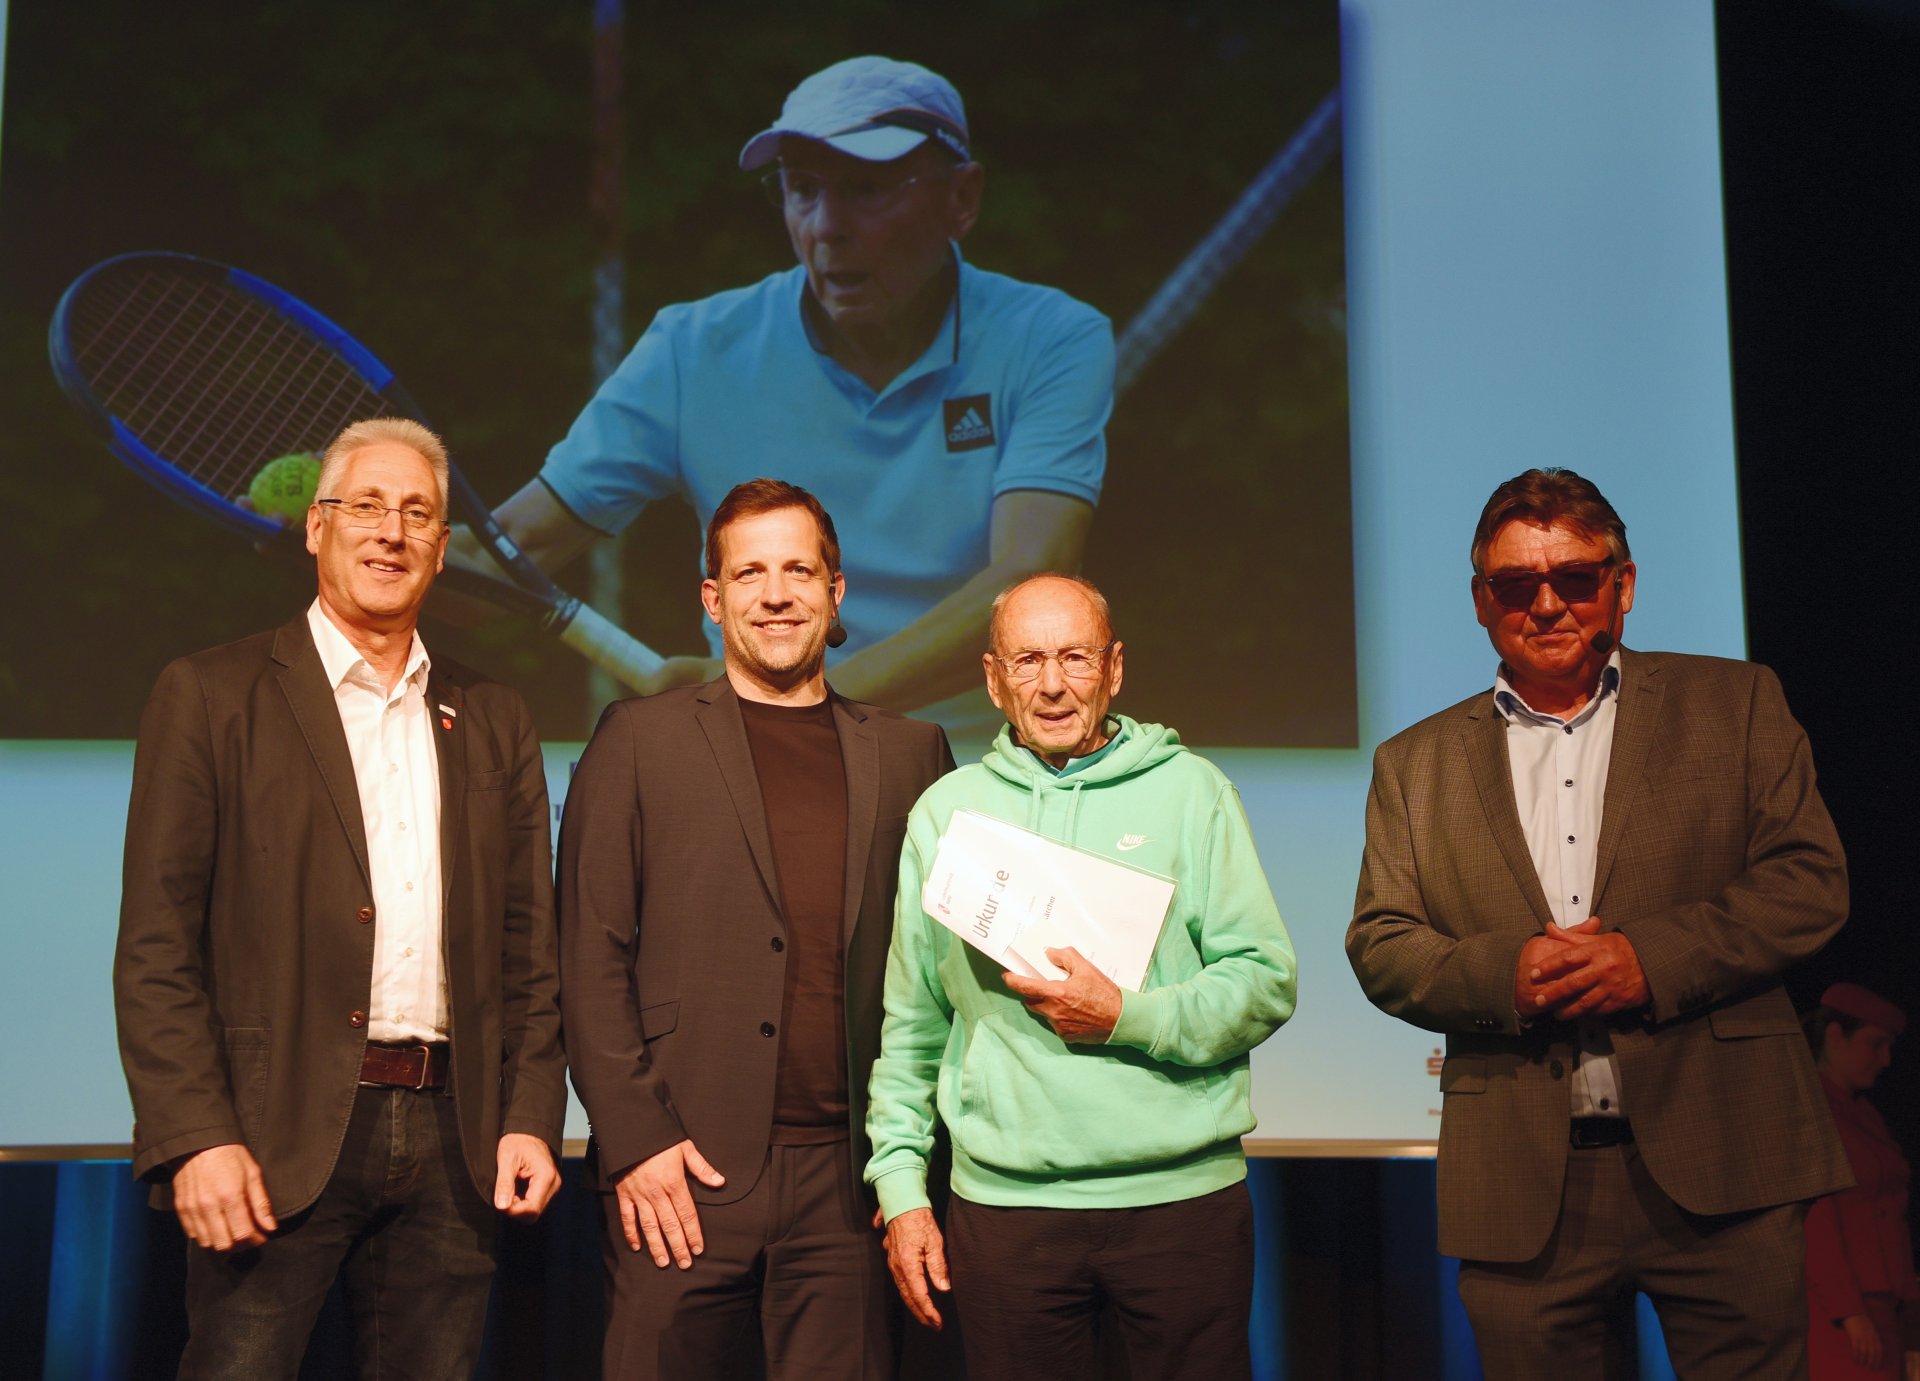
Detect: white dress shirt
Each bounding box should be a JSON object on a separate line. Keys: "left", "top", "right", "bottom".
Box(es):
{"left": 1494, "top": 651, "right": 1625, "bottom": 1119}
{"left": 307, "top": 601, "right": 447, "bottom": 1044}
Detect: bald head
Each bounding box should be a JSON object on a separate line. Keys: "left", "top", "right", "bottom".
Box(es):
{"left": 989, "top": 573, "right": 1111, "bottom": 654}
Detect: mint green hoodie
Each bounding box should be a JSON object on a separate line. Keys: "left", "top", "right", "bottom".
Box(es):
{"left": 866, "top": 716, "right": 1297, "bottom": 1216}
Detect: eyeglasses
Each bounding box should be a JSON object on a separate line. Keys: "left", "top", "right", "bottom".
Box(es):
{"left": 1480, "top": 560, "right": 1615, "bottom": 610}
{"left": 761, "top": 168, "right": 932, "bottom": 216}
{"left": 316, "top": 498, "right": 447, "bottom": 539}
{"left": 992, "top": 641, "right": 1116, "bottom": 683}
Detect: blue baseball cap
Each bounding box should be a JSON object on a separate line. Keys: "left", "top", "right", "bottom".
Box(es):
{"left": 739, "top": 56, "right": 970, "bottom": 170}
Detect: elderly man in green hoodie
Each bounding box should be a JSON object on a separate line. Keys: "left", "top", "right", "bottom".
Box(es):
{"left": 864, "top": 573, "right": 1297, "bottom": 1381}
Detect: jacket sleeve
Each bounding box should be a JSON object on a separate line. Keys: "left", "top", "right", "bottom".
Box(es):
{"left": 1615, "top": 666, "right": 1849, "bottom": 1022}
{"left": 1345, "top": 739, "right": 1535, "bottom": 1036}
{"left": 114, "top": 657, "right": 244, "bottom": 1179}
{"left": 494, "top": 690, "right": 567, "bottom": 1152}
{"left": 1106, "top": 783, "right": 1296, "bottom": 1065}
{"left": 864, "top": 802, "right": 955, "bottom": 1222}
{"left": 557, "top": 701, "right": 687, "bottom": 1180}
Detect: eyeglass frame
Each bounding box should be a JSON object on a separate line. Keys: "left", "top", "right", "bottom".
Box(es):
{"left": 989, "top": 639, "right": 1119, "bottom": 684}
{"left": 315, "top": 497, "right": 449, "bottom": 541}
{"left": 760, "top": 164, "right": 946, "bottom": 217}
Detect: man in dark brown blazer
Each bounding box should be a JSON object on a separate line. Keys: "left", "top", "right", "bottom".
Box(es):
{"left": 1348, "top": 468, "right": 1850, "bottom": 1379}
{"left": 558, "top": 479, "right": 953, "bottom": 1380}
{"left": 114, "top": 418, "right": 567, "bottom": 1379}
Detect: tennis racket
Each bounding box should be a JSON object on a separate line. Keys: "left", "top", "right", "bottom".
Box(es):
{"left": 47, "top": 250, "right": 665, "bottom": 687}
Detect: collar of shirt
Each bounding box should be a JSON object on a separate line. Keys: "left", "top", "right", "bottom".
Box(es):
{"left": 1492, "top": 651, "right": 1622, "bottom": 729}
{"left": 306, "top": 600, "right": 432, "bottom": 702}
{"left": 796, "top": 242, "right": 965, "bottom": 402}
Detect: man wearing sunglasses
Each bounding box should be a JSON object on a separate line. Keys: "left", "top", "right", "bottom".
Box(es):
{"left": 1348, "top": 468, "right": 1850, "bottom": 1378}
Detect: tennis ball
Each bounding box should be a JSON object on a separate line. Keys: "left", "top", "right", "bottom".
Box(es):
{"left": 248, "top": 452, "right": 321, "bottom": 521}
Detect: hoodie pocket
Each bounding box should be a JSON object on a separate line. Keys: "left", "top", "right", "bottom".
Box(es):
{"left": 946, "top": 1010, "right": 1225, "bottom": 1175}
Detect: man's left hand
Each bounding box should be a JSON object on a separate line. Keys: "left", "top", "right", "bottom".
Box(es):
{"left": 1528, "top": 917, "right": 1650, "bottom": 1020}
{"left": 1002, "top": 947, "right": 1121, "bottom": 1043}
{"left": 493, "top": 1133, "right": 562, "bottom": 1219}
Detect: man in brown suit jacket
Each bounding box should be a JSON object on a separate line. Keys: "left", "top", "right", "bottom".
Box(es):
{"left": 558, "top": 479, "right": 953, "bottom": 1379}
{"left": 115, "top": 419, "right": 567, "bottom": 1379}
{"left": 1348, "top": 468, "right": 1850, "bottom": 1379}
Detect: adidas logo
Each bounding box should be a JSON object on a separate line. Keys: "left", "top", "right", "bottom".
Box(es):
{"left": 948, "top": 408, "right": 990, "bottom": 442}
{"left": 943, "top": 394, "right": 995, "bottom": 452}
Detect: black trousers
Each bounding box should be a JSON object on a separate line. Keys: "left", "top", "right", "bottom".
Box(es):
{"left": 945, "top": 1181, "right": 1255, "bottom": 1381}
{"left": 598, "top": 1140, "right": 895, "bottom": 1381}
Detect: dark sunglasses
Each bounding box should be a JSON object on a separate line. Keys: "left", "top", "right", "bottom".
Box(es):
{"left": 1481, "top": 560, "right": 1616, "bottom": 610}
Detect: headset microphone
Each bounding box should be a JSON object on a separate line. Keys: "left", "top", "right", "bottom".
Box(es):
{"left": 1590, "top": 572, "right": 1624, "bottom": 654}
{"left": 825, "top": 598, "right": 847, "bottom": 649}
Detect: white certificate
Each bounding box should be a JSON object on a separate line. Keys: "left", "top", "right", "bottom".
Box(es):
{"left": 920, "top": 809, "right": 1176, "bottom": 992}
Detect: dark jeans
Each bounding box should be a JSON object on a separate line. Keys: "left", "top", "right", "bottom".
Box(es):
{"left": 178, "top": 1084, "right": 497, "bottom": 1381}
{"left": 946, "top": 1181, "right": 1255, "bottom": 1381}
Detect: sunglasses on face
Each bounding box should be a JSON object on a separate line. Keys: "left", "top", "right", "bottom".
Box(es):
{"left": 1481, "top": 560, "right": 1616, "bottom": 611}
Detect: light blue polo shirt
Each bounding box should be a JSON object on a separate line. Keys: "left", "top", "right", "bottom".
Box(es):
{"left": 539, "top": 250, "right": 1113, "bottom": 663}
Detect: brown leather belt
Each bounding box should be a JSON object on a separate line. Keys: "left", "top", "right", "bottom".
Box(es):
{"left": 359, "top": 1042, "right": 449, "bottom": 1090}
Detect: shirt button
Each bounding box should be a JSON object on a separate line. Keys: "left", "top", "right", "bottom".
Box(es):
{"left": 1572, "top": 895, "right": 1580, "bottom": 905}
{"left": 1563, "top": 726, "right": 1573, "bottom": 735}
{"left": 1550, "top": 1061, "right": 1565, "bottom": 1079}
{"left": 760, "top": 1022, "right": 776, "bottom": 1038}
{"left": 1566, "top": 835, "right": 1575, "bottom": 844}
{"left": 1599, "top": 1097, "right": 1610, "bottom": 1110}
{"left": 398, "top": 821, "right": 407, "bottom": 831}
{"left": 770, "top": 937, "right": 785, "bottom": 952}
{"left": 403, "top": 947, "right": 414, "bottom": 958}
{"left": 349, "top": 1010, "right": 367, "bottom": 1028}
{"left": 405, "top": 881, "right": 414, "bottom": 892}
{"left": 1564, "top": 779, "right": 1574, "bottom": 788}
{"left": 357, "top": 905, "right": 375, "bottom": 923}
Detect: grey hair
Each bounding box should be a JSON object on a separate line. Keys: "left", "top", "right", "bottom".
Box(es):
{"left": 316, "top": 417, "right": 451, "bottom": 514}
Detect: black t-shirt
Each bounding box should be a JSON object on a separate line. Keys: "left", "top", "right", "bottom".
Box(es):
{"left": 738, "top": 696, "right": 851, "bottom": 1143}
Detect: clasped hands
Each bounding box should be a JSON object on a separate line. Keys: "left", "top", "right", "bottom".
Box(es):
{"left": 1514, "top": 916, "right": 1649, "bottom": 1021}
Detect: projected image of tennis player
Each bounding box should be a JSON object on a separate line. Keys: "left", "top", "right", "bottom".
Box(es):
{"left": 472, "top": 56, "right": 1114, "bottom": 743}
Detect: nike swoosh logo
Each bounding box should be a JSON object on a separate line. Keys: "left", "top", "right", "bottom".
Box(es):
{"left": 1116, "top": 838, "right": 1147, "bottom": 851}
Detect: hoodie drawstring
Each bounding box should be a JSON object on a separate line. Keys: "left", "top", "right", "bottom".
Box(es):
{"left": 1063, "top": 778, "right": 1085, "bottom": 843}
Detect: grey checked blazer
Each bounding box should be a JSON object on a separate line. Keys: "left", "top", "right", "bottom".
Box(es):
{"left": 1347, "top": 648, "right": 1850, "bottom": 1261}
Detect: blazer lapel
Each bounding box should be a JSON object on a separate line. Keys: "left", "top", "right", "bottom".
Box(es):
{"left": 833, "top": 695, "right": 879, "bottom": 948}
{"left": 427, "top": 670, "right": 466, "bottom": 907}
{"left": 274, "top": 616, "right": 371, "bottom": 886}
{"left": 1591, "top": 649, "right": 1662, "bottom": 910}
{"left": 695, "top": 680, "right": 784, "bottom": 912}
{"left": 1462, "top": 698, "right": 1557, "bottom": 931}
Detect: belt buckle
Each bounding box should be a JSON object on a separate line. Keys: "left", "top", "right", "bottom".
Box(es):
{"left": 412, "top": 1042, "right": 433, "bottom": 1091}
